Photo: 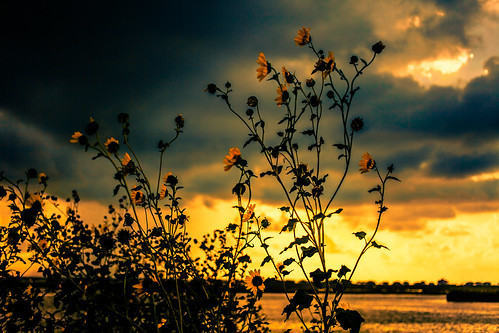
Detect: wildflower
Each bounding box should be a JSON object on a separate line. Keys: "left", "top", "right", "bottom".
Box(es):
{"left": 163, "top": 172, "right": 178, "bottom": 186}
{"left": 121, "top": 153, "right": 132, "bottom": 167}
{"left": 223, "top": 147, "right": 242, "bottom": 171}
{"left": 84, "top": 117, "right": 99, "bottom": 135}
{"left": 282, "top": 67, "right": 294, "bottom": 84}
{"left": 256, "top": 52, "right": 270, "bottom": 82}
{"left": 104, "top": 137, "right": 119, "bottom": 154}
{"left": 26, "top": 193, "right": 44, "bottom": 211}
{"left": 117, "top": 229, "right": 132, "bottom": 245}
{"left": 70, "top": 131, "right": 82, "bottom": 143}
{"left": 242, "top": 204, "right": 256, "bottom": 222}
{"left": 275, "top": 85, "right": 289, "bottom": 107}
{"left": 70, "top": 131, "right": 88, "bottom": 145}
{"left": 131, "top": 188, "right": 144, "bottom": 205}
{"left": 244, "top": 269, "right": 265, "bottom": 295}
{"left": 38, "top": 239, "right": 49, "bottom": 251}
{"left": 372, "top": 41, "right": 385, "bottom": 54}
{"left": 294, "top": 27, "right": 311, "bottom": 46}
{"left": 312, "top": 185, "right": 324, "bottom": 198}
{"left": 37, "top": 173, "right": 48, "bottom": 184}
{"left": 247, "top": 96, "right": 258, "bottom": 107}
{"left": 175, "top": 114, "right": 184, "bottom": 128}
{"left": 323, "top": 51, "right": 335, "bottom": 77}
{"left": 359, "top": 152, "right": 375, "bottom": 174}
{"left": 350, "top": 117, "right": 364, "bottom": 132}
{"left": 349, "top": 55, "right": 359, "bottom": 65}
{"left": 305, "top": 78, "right": 315, "bottom": 87}
{"left": 117, "top": 113, "right": 129, "bottom": 124}
{"left": 159, "top": 184, "right": 167, "bottom": 200}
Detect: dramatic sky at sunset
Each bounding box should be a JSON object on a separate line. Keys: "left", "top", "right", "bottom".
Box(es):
{"left": 1, "top": 0, "right": 498, "bottom": 284}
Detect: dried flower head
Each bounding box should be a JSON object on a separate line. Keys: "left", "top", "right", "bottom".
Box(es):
{"left": 256, "top": 52, "right": 270, "bottom": 82}
{"left": 223, "top": 147, "right": 242, "bottom": 171}
{"left": 244, "top": 269, "right": 265, "bottom": 295}
{"left": 294, "top": 27, "right": 311, "bottom": 46}
{"left": 359, "top": 152, "right": 375, "bottom": 174}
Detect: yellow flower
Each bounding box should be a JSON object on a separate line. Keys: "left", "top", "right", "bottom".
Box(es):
{"left": 131, "top": 188, "right": 144, "bottom": 205}
{"left": 159, "top": 184, "right": 167, "bottom": 200}
{"left": 70, "top": 131, "right": 83, "bottom": 143}
{"left": 282, "top": 66, "right": 294, "bottom": 84}
{"left": 104, "top": 137, "right": 119, "bottom": 153}
{"left": 359, "top": 152, "right": 375, "bottom": 174}
{"left": 26, "top": 193, "right": 44, "bottom": 210}
{"left": 38, "top": 239, "right": 49, "bottom": 251}
{"left": 38, "top": 173, "right": 48, "bottom": 184}
{"left": 294, "top": 27, "right": 311, "bottom": 46}
{"left": 256, "top": 52, "right": 269, "bottom": 82}
{"left": 323, "top": 51, "right": 335, "bottom": 77}
{"left": 121, "top": 153, "right": 132, "bottom": 167}
{"left": 275, "top": 85, "right": 289, "bottom": 106}
{"left": 244, "top": 269, "right": 265, "bottom": 295}
{"left": 223, "top": 147, "right": 241, "bottom": 172}
{"left": 242, "top": 204, "right": 256, "bottom": 222}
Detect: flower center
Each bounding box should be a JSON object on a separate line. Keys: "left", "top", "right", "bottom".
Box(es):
{"left": 252, "top": 276, "right": 263, "bottom": 287}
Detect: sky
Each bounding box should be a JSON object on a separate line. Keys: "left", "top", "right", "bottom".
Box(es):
{"left": 1, "top": 0, "right": 498, "bottom": 284}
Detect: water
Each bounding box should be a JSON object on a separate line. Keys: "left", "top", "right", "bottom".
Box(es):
{"left": 259, "top": 293, "right": 499, "bottom": 332}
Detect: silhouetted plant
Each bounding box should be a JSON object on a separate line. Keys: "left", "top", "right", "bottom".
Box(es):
{"left": 207, "top": 27, "right": 399, "bottom": 332}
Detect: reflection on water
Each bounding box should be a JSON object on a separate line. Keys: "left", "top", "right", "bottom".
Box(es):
{"left": 259, "top": 293, "right": 499, "bottom": 333}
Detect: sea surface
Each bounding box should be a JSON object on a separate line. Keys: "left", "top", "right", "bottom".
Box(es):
{"left": 259, "top": 293, "right": 499, "bottom": 333}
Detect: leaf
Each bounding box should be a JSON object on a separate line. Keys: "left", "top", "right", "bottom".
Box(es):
{"left": 353, "top": 231, "right": 367, "bottom": 240}
{"left": 282, "top": 304, "right": 295, "bottom": 321}
{"left": 387, "top": 176, "right": 401, "bottom": 182}
{"left": 371, "top": 241, "right": 389, "bottom": 250}
{"left": 295, "top": 235, "right": 309, "bottom": 244}
{"left": 261, "top": 255, "right": 272, "bottom": 266}
{"left": 283, "top": 258, "right": 295, "bottom": 266}
{"left": 333, "top": 143, "right": 347, "bottom": 150}
{"left": 335, "top": 308, "right": 365, "bottom": 333}
{"left": 279, "top": 206, "right": 290, "bottom": 212}
{"left": 243, "top": 134, "right": 259, "bottom": 148}
{"left": 301, "top": 246, "right": 318, "bottom": 259}
{"left": 337, "top": 265, "right": 351, "bottom": 278}
{"left": 368, "top": 185, "right": 381, "bottom": 193}
{"left": 301, "top": 129, "right": 315, "bottom": 136}
{"left": 239, "top": 254, "right": 251, "bottom": 263}
{"left": 291, "top": 289, "right": 314, "bottom": 310}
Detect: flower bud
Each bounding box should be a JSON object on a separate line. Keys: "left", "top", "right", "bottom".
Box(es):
{"left": 85, "top": 117, "right": 99, "bottom": 135}
{"left": 305, "top": 78, "right": 315, "bottom": 87}
{"left": 247, "top": 96, "right": 258, "bottom": 107}
{"left": 349, "top": 56, "right": 359, "bottom": 65}
{"left": 205, "top": 83, "right": 217, "bottom": 94}
{"left": 372, "top": 41, "right": 385, "bottom": 54}
{"left": 175, "top": 114, "right": 184, "bottom": 128}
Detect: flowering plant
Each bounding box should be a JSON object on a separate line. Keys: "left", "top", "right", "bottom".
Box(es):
{"left": 207, "top": 27, "right": 398, "bottom": 332}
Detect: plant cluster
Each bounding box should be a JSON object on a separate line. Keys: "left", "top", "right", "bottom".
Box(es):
{"left": 206, "top": 27, "right": 399, "bottom": 332}
{"left": 0, "top": 27, "right": 399, "bottom": 333}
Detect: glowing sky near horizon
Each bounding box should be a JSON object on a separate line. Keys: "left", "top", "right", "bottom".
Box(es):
{"left": 0, "top": 0, "right": 498, "bottom": 284}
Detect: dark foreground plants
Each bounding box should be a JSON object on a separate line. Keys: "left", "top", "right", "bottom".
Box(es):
{"left": 0, "top": 27, "right": 398, "bottom": 333}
